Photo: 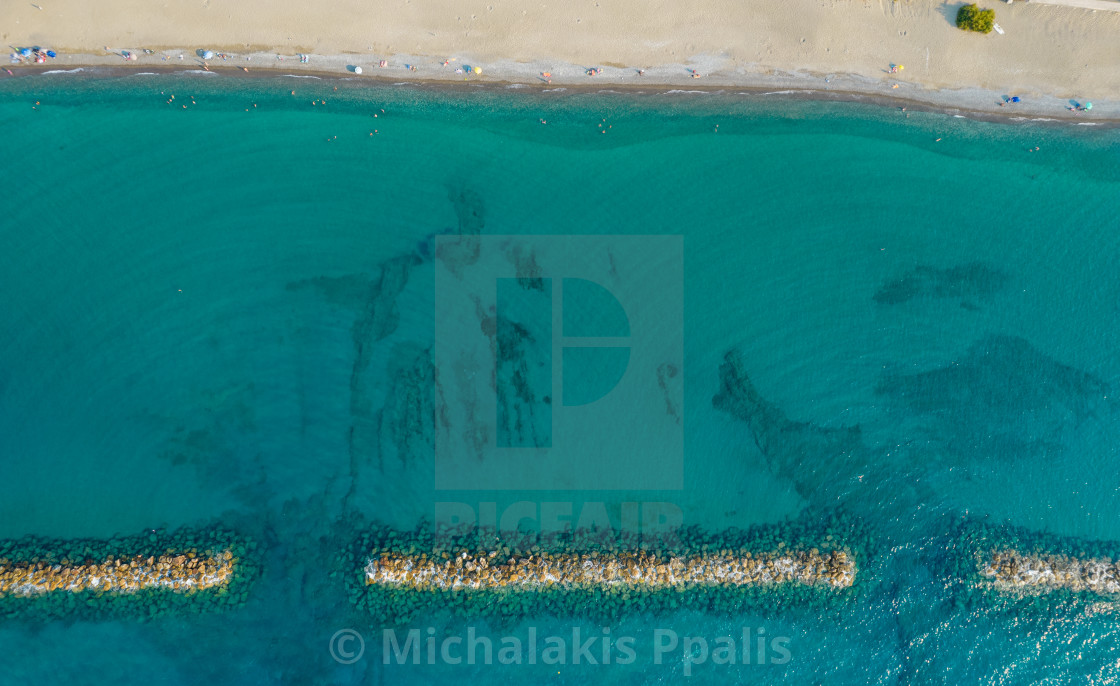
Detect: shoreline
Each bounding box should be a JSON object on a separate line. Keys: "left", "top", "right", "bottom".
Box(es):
{"left": 6, "top": 0, "right": 1119, "bottom": 125}
{"left": 6, "top": 55, "right": 1119, "bottom": 128}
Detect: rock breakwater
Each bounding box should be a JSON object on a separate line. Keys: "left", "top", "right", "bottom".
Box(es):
{"left": 954, "top": 518, "right": 1120, "bottom": 608}
{"left": 365, "top": 548, "right": 854, "bottom": 591}
{"left": 979, "top": 549, "right": 1120, "bottom": 595}
{"left": 0, "top": 527, "right": 259, "bottom": 620}
{"left": 348, "top": 518, "right": 866, "bottom": 623}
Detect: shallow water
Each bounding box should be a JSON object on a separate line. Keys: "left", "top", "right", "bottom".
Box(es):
{"left": 1, "top": 73, "right": 1119, "bottom": 684}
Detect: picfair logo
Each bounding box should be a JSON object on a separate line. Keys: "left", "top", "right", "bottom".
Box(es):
{"left": 434, "top": 235, "right": 683, "bottom": 490}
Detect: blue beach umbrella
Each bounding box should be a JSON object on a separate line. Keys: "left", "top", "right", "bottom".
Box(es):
{"left": 46, "top": 50, "right": 56, "bottom": 58}
{"left": 1011, "top": 96, "right": 1020, "bottom": 103}
{"left": 20, "top": 48, "right": 31, "bottom": 57}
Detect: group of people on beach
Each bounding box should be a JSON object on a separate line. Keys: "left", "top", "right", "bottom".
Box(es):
{"left": 3, "top": 46, "right": 1103, "bottom": 120}
{"left": 9, "top": 46, "right": 57, "bottom": 64}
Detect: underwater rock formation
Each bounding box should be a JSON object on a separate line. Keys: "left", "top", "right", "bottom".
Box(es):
{"left": 347, "top": 188, "right": 486, "bottom": 473}
{"left": 450, "top": 187, "right": 485, "bottom": 236}
{"left": 286, "top": 188, "right": 489, "bottom": 495}
{"left": 712, "top": 349, "right": 865, "bottom": 504}
{"left": 343, "top": 258, "right": 425, "bottom": 491}
{"left": 376, "top": 343, "right": 436, "bottom": 470}
{"left": 435, "top": 188, "right": 484, "bottom": 277}
{"left": 356, "top": 255, "right": 422, "bottom": 344}
{"left": 495, "top": 284, "right": 552, "bottom": 448}
{"left": 150, "top": 382, "right": 268, "bottom": 507}
{"left": 873, "top": 262, "right": 1008, "bottom": 306}
{"left": 877, "top": 334, "right": 1113, "bottom": 461}
{"left": 658, "top": 362, "right": 683, "bottom": 426}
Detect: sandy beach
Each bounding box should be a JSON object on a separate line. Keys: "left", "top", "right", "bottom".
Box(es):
{"left": 5, "top": 0, "right": 1120, "bottom": 114}
{"left": 5, "top": 0, "right": 1120, "bottom": 118}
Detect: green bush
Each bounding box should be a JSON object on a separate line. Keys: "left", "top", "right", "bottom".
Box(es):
{"left": 956, "top": 4, "right": 995, "bottom": 33}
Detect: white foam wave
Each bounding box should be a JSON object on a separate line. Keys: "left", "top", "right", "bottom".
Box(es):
{"left": 41, "top": 68, "right": 84, "bottom": 75}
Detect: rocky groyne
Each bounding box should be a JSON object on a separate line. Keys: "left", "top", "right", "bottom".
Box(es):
{"left": 954, "top": 518, "right": 1120, "bottom": 609}
{"left": 0, "top": 527, "right": 259, "bottom": 620}
{"left": 348, "top": 518, "right": 866, "bottom": 622}
{"left": 1, "top": 550, "right": 234, "bottom": 596}
{"left": 979, "top": 549, "right": 1120, "bottom": 595}
{"left": 365, "top": 548, "right": 854, "bottom": 591}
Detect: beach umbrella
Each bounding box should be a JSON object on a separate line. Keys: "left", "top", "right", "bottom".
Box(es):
{"left": 202, "top": 50, "right": 214, "bottom": 60}
{"left": 1011, "top": 96, "right": 1020, "bottom": 103}
{"left": 20, "top": 48, "right": 31, "bottom": 57}
{"left": 1084, "top": 102, "right": 1092, "bottom": 110}
{"left": 354, "top": 66, "right": 363, "bottom": 74}
{"left": 474, "top": 66, "right": 482, "bottom": 74}
{"left": 46, "top": 50, "right": 56, "bottom": 58}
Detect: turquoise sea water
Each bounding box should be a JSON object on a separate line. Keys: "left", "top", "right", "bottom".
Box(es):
{"left": 1, "top": 73, "right": 1119, "bottom": 684}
